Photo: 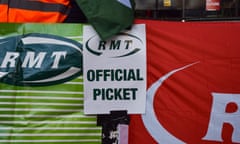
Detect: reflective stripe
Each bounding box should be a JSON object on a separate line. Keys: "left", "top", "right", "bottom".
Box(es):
{"left": 9, "top": 0, "right": 70, "bottom": 14}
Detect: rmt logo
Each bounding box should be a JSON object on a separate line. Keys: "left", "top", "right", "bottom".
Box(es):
{"left": 142, "top": 63, "right": 240, "bottom": 144}
{"left": 85, "top": 32, "right": 143, "bottom": 58}
{"left": 0, "top": 33, "right": 83, "bottom": 86}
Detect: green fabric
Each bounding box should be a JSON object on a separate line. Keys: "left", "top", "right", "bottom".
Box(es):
{"left": 75, "top": 0, "right": 135, "bottom": 40}
{"left": 0, "top": 23, "right": 101, "bottom": 144}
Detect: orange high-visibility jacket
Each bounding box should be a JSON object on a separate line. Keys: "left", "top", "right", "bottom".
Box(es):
{"left": 0, "top": 0, "right": 71, "bottom": 22}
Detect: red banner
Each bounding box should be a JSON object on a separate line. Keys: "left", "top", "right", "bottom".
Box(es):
{"left": 130, "top": 20, "right": 240, "bottom": 144}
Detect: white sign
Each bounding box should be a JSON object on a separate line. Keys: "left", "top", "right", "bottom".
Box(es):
{"left": 83, "top": 24, "right": 146, "bottom": 114}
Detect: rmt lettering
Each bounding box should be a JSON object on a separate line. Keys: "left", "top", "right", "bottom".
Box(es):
{"left": 1, "top": 51, "right": 66, "bottom": 69}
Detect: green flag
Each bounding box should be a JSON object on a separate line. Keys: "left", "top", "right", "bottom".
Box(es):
{"left": 75, "top": 0, "right": 135, "bottom": 40}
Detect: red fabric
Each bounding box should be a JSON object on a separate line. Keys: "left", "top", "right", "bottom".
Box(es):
{"left": 129, "top": 20, "right": 240, "bottom": 144}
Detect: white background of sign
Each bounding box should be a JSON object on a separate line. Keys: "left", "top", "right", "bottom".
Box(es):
{"left": 83, "top": 24, "right": 146, "bottom": 114}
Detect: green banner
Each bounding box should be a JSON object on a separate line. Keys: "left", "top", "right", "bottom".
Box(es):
{"left": 0, "top": 23, "right": 101, "bottom": 144}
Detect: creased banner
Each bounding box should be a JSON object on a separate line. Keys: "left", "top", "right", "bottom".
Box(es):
{"left": 129, "top": 20, "right": 240, "bottom": 144}
{"left": 0, "top": 23, "right": 101, "bottom": 144}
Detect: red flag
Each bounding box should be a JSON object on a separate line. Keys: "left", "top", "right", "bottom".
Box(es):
{"left": 130, "top": 20, "right": 240, "bottom": 144}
